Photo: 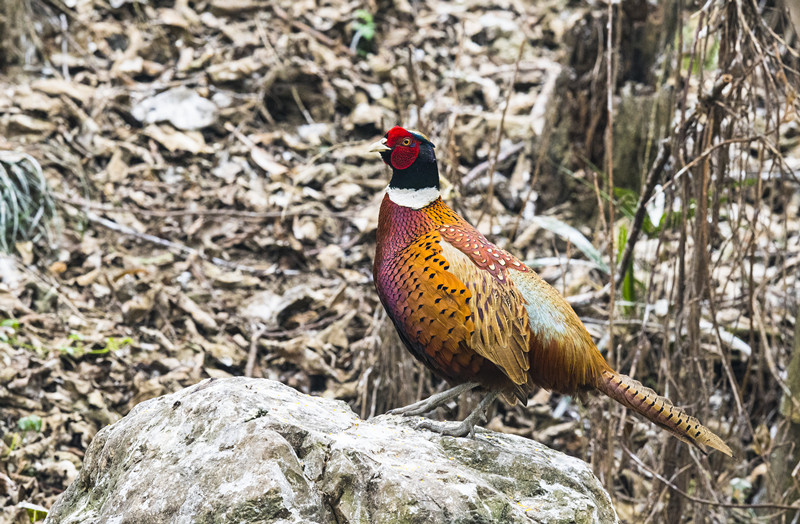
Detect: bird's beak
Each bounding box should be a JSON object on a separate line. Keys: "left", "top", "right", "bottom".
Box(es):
{"left": 369, "top": 138, "right": 391, "bottom": 153}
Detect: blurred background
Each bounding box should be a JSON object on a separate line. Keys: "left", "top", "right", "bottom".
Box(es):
{"left": 0, "top": 0, "right": 799, "bottom": 522}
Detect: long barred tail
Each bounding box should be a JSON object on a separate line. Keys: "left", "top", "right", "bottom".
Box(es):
{"left": 596, "top": 370, "right": 733, "bottom": 457}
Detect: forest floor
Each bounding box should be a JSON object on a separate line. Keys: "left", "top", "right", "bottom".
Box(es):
{"left": 1, "top": 0, "right": 799, "bottom": 523}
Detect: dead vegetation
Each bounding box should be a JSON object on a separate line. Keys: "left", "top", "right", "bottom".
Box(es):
{"left": 0, "top": 0, "right": 798, "bottom": 523}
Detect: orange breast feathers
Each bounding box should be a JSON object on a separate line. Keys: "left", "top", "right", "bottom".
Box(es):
{"left": 375, "top": 229, "right": 484, "bottom": 380}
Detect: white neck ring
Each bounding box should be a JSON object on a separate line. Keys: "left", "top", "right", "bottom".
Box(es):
{"left": 387, "top": 186, "right": 440, "bottom": 209}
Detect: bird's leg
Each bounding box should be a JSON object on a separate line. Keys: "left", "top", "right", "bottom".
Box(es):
{"left": 416, "top": 391, "right": 499, "bottom": 438}
{"left": 387, "top": 382, "right": 480, "bottom": 416}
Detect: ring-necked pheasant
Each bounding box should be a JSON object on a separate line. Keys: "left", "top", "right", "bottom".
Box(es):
{"left": 369, "top": 125, "right": 732, "bottom": 456}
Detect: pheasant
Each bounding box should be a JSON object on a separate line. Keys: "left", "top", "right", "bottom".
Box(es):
{"left": 369, "top": 125, "right": 732, "bottom": 456}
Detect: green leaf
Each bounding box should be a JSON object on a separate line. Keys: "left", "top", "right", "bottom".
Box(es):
{"left": 87, "top": 336, "right": 133, "bottom": 355}
{"left": 611, "top": 187, "right": 637, "bottom": 220}
{"left": 616, "top": 222, "right": 628, "bottom": 261}
{"left": 4, "top": 433, "right": 20, "bottom": 455}
{"left": 0, "top": 152, "right": 57, "bottom": 254}
{"left": 18, "top": 502, "right": 48, "bottom": 522}
{"left": 1, "top": 318, "right": 19, "bottom": 329}
{"left": 354, "top": 9, "right": 373, "bottom": 25}
{"left": 17, "top": 414, "right": 42, "bottom": 433}
{"left": 352, "top": 9, "right": 375, "bottom": 42}
{"left": 621, "top": 264, "right": 635, "bottom": 304}
{"left": 616, "top": 223, "right": 635, "bottom": 306}
{"left": 58, "top": 345, "right": 72, "bottom": 355}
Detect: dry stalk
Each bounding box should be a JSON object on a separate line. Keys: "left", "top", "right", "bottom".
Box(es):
{"left": 406, "top": 46, "right": 428, "bottom": 136}
{"left": 245, "top": 324, "right": 268, "bottom": 378}
{"left": 623, "top": 445, "right": 800, "bottom": 512}
{"left": 83, "top": 211, "right": 270, "bottom": 275}
{"left": 477, "top": 39, "right": 526, "bottom": 230}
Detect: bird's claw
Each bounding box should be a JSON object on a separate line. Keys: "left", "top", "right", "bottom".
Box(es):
{"left": 415, "top": 418, "right": 475, "bottom": 438}
{"left": 387, "top": 405, "right": 427, "bottom": 417}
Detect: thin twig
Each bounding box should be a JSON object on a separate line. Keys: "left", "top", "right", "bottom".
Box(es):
{"left": 271, "top": 5, "right": 354, "bottom": 56}
{"left": 13, "top": 259, "right": 87, "bottom": 322}
{"left": 605, "top": 0, "right": 616, "bottom": 367}
{"left": 615, "top": 139, "right": 671, "bottom": 286}
{"left": 406, "top": 46, "right": 427, "bottom": 134}
{"left": 753, "top": 300, "right": 800, "bottom": 411}
{"left": 461, "top": 142, "right": 525, "bottom": 186}
{"left": 245, "top": 324, "right": 267, "bottom": 378}
{"left": 652, "top": 136, "right": 769, "bottom": 201}
{"left": 84, "top": 211, "right": 271, "bottom": 275}
{"left": 602, "top": 0, "right": 619, "bottom": 489}
{"left": 290, "top": 86, "right": 315, "bottom": 125}
{"left": 477, "top": 40, "right": 526, "bottom": 229}
{"left": 55, "top": 193, "right": 354, "bottom": 220}
{"left": 565, "top": 284, "right": 610, "bottom": 308}
{"left": 623, "top": 445, "right": 800, "bottom": 512}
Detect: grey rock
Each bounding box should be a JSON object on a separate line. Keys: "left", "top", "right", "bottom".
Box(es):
{"left": 45, "top": 378, "right": 618, "bottom": 524}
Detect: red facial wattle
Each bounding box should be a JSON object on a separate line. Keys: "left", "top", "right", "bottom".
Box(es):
{"left": 390, "top": 145, "right": 418, "bottom": 170}
{"left": 382, "top": 126, "right": 420, "bottom": 170}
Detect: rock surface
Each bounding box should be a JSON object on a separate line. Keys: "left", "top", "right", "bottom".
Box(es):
{"left": 45, "top": 378, "right": 617, "bottom": 524}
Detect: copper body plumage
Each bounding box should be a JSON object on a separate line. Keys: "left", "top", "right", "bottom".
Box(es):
{"left": 371, "top": 126, "right": 732, "bottom": 456}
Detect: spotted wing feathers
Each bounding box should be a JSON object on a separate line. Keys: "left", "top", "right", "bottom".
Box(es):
{"left": 438, "top": 241, "right": 531, "bottom": 385}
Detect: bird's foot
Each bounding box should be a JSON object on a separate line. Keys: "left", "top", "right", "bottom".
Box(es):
{"left": 387, "top": 382, "right": 480, "bottom": 417}
{"left": 415, "top": 418, "right": 479, "bottom": 438}
{"left": 414, "top": 391, "right": 499, "bottom": 439}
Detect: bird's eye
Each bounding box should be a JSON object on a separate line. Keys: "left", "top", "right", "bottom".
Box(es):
{"left": 401, "top": 138, "right": 412, "bottom": 146}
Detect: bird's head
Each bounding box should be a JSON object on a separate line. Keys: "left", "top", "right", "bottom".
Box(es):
{"left": 370, "top": 126, "right": 440, "bottom": 209}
